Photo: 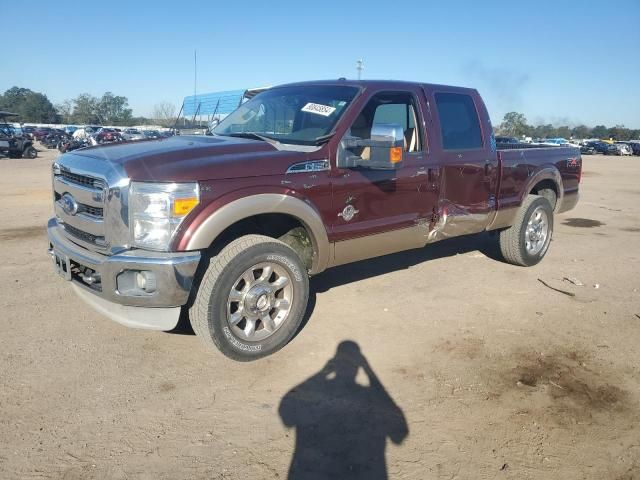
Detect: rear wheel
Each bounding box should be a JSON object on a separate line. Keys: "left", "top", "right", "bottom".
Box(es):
{"left": 190, "top": 234, "right": 309, "bottom": 361}
{"left": 23, "top": 146, "right": 37, "bottom": 159}
{"left": 499, "top": 195, "right": 553, "bottom": 267}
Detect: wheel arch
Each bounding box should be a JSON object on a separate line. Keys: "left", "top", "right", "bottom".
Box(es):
{"left": 183, "top": 193, "right": 330, "bottom": 275}
{"left": 523, "top": 167, "right": 564, "bottom": 212}
{"left": 488, "top": 166, "right": 563, "bottom": 231}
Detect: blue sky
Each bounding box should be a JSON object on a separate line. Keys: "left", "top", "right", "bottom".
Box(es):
{"left": 2, "top": 0, "right": 639, "bottom": 127}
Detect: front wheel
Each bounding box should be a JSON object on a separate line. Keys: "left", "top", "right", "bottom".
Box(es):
{"left": 190, "top": 234, "right": 309, "bottom": 361}
{"left": 499, "top": 195, "right": 553, "bottom": 267}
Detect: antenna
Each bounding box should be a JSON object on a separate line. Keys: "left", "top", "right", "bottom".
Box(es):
{"left": 356, "top": 59, "right": 364, "bottom": 80}
{"left": 194, "top": 49, "right": 198, "bottom": 125}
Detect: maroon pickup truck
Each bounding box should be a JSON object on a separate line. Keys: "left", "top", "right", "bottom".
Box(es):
{"left": 48, "top": 80, "right": 581, "bottom": 360}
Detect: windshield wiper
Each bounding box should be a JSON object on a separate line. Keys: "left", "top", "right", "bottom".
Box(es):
{"left": 222, "top": 132, "right": 279, "bottom": 144}
{"left": 313, "top": 132, "right": 335, "bottom": 145}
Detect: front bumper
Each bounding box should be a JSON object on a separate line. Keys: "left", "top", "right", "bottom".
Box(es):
{"left": 47, "top": 218, "right": 201, "bottom": 330}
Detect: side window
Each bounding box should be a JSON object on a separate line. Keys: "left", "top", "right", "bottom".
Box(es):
{"left": 434, "top": 93, "right": 483, "bottom": 150}
{"left": 347, "top": 92, "right": 422, "bottom": 153}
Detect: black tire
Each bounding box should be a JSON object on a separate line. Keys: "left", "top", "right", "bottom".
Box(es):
{"left": 23, "top": 146, "right": 37, "bottom": 159}
{"left": 537, "top": 188, "right": 557, "bottom": 210}
{"left": 190, "top": 234, "right": 309, "bottom": 361}
{"left": 499, "top": 195, "right": 554, "bottom": 267}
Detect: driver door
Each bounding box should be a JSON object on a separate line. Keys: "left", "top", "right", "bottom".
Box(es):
{"left": 331, "top": 89, "right": 433, "bottom": 265}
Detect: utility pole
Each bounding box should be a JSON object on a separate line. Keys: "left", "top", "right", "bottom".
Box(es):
{"left": 356, "top": 59, "right": 364, "bottom": 80}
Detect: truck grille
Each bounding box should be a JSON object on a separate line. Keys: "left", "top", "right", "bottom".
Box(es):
{"left": 52, "top": 157, "right": 129, "bottom": 254}
{"left": 53, "top": 168, "right": 108, "bottom": 251}
{"left": 79, "top": 204, "right": 104, "bottom": 217}
{"left": 60, "top": 170, "right": 107, "bottom": 190}
{"left": 54, "top": 192, "right": 104, "bottom": 217}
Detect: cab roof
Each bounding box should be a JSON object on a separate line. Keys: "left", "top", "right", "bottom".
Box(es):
{"left": 276, "top": 79, "right": 479, "bottom": 95}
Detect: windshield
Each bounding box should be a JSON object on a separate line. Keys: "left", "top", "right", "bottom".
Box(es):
{"left": 213, "top": 85, "right": 359, "bottom": 145}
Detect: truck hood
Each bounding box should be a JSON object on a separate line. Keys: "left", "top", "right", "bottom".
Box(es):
{"left": 66, "top": 135, "right": 314, "bottom": 182}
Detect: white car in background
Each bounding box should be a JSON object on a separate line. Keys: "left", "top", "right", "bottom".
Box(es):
{"left": 539, "top": 138, "right": 571, "bottom": 146}
{"left": 121, "top": 128, "right": 145, "bottom": 141}
{"left": 614, "top": 142, "right": 633, "bottom": 156}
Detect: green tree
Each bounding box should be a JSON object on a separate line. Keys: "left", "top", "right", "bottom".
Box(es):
{"left": 571, "top": 125, "right": 592, "bottom": 139}
{"left": 591, "top": 125, "right": 608, "bottom": 139}
{"left": 555, "top": 126, "right": 571, "bottom": 139}
{"left": 607, "top": 125, "right": 630, "bottom": 141}
{"left": 532, "top": 124, "right": 556, "bottom": 139}
{"left": 70, "top": 93, "right": 100, "bottom": 124}
{"left": 499, "top": 112, "right": 529, "bottom": 137}
{"left": 0, "top": 86, "right": 60, "bottom": 123}
{"left": 96, "top": 92, "right": 132, "bottom": 125}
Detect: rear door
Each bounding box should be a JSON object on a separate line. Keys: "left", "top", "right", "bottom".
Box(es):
{"left": 426, "top": 89, "right": 498, "bottom": 237}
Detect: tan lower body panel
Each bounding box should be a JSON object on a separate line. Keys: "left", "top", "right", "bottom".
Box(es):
{"left": 330, "top": 226, "right": 427, "bottom": 268}
{"left": 329, "top": 208, "right": 495, "bottom": 268}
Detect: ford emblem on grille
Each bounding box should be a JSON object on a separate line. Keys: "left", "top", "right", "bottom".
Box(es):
{"left": 61, "top": 193, "right": 79, "bottom": 216}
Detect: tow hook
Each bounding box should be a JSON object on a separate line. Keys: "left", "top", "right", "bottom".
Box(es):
{"left": 80, "top": 270, "right": 101, "bottom": 285}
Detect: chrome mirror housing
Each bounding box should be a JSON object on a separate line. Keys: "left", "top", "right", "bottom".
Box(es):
{"left": 370, "top": 123, "right": 404, "bottom": 148}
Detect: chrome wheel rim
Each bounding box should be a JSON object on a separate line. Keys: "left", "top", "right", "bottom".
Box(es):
{"left": 226, "top": 262, "right": 293, "bottom": 341}
{"left": 525, "top": 206, "right": 549, "bottom": 255}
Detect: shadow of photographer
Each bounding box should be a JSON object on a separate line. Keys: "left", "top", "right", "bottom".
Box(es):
{"left": 279, "top": 341, "right": 408, "bottom": 479}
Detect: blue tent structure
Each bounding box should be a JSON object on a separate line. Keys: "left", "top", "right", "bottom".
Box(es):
{"left": 182, "top": 89, "right": 245, "bottom": 117}
{"left": 182, "top": 87, "right": 270, "bottom": 117}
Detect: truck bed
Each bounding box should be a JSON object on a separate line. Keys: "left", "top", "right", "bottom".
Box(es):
{"left": 496, "top": 144, "right": 581, "bottom": 217}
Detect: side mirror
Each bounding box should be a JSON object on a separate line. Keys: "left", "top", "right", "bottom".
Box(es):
{"left": 370, "top": 123, "right": 404, "bottom": 148}
{"left": 338, "top": 122, "right": 404, "bottom": 170}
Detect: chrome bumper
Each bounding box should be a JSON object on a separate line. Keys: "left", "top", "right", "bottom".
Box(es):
{"left": 47, "top": 218, "right": 201, "bottom": 330}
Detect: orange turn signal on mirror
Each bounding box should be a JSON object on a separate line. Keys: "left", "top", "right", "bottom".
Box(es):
{"left": 173, "top": 197, "right": 199, "bottom": 216}
{"left": 390, "top": 147, "right": 403, "bottom": 163}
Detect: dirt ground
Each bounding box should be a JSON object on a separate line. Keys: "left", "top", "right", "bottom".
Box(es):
{"left": 1, "top": 146, "right": 639, "bottom": 480}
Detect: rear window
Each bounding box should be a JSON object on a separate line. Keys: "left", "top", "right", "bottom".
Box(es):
{"left": 434, "top": 93, "right": 483, "bottom": 150}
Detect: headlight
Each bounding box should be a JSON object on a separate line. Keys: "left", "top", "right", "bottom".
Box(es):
{"left": 129, "top": 182, "right": 199, "bottom": 251}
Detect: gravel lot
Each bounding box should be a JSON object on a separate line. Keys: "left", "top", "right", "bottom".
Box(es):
{"left": 1, "top": 146, "right": 639, "bottom": 479}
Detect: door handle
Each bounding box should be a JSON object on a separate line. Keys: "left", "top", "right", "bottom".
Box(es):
{"left": 484, "top": 161, "right": 491, "bottom": 176}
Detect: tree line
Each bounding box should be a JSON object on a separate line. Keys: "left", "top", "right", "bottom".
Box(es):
{"left": 0, "top": 86, "right": 177, "bottom": 127}
{"left": 1, "top": 86, "right": 638, "bottom": 139}
{"left": 497, "top": 112, "right": 640, "bottom": 141}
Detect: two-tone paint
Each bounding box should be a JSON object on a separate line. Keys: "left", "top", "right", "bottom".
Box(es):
{"left": 65, "top": 80, "right": 581, "bottom": 277}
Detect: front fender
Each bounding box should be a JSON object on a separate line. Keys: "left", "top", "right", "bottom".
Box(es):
{"left": 181, "top": 193, "right": 330, "bottom": 275}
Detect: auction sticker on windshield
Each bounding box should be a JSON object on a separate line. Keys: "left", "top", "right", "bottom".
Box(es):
{"left": 301, "top": 103, "right": 336, "bottom": 117}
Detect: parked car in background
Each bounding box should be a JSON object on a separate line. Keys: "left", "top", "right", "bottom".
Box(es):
{"left": 22, "top": 125, "right": 37, "bottom": 138}
{"left": 628, "top": 141, "right": 640, "bottom": 156}
{"left": 614, "top": 142, "right": 633, "bottom": 156}
{"left": 495, "top": 136, "right": 520, "bottom": 144}
{"left": 540, "top": 138, "right": 570, "bottom": 146}
{"left": 142, "top": 129, "right": 162, "bottom": 139}
{"left": 589, "top": 141, "right": 618, "bottom": 155}
{"left": 0, "top": 112, "right": 38, "bottom": 158}
{"left": 33, "top": 127, "right": 55, "bottom": 140}
{"left": 580, "top": 142, "right": 597, "bottom": 155}
{"left": 121, "top": 128, "right": 146, "bottom": 141}
{"left": 64, "top": 126, "right": 78, "bottom": 135}
{"left": 95, "top": 128, "right": 123, "bottom": 143}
